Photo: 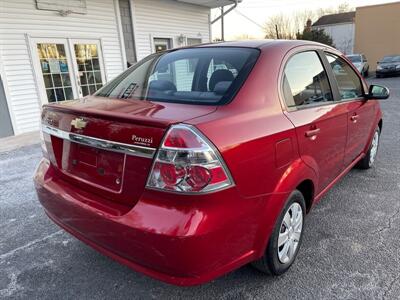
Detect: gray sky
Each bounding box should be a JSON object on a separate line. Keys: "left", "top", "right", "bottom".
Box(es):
{"left": 211, "top": 0, "right": 400, "bottom": 40}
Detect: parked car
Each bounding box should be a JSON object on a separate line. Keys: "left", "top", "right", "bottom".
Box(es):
{"left": 346, "top": 54, "right": 369, "bottom": 77}
{"left": 376, "top": 55, "right": 400, "bottom": 78}
{"left": 34, "top": 40, "right": 389, "bottom": 286}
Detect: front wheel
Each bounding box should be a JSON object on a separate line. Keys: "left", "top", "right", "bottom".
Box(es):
{"left": 357, "top": 127, "right": 380, "bottom": 169}
{"left": 252, "top": 190, "right": 306, "bottom": 275}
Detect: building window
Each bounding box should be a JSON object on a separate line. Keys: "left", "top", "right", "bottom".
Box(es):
{"left": 187, "top": 38, "right": 202, "bottom": 46}
{"left": 154, "top": 38, "right": 172, "bottom": 53}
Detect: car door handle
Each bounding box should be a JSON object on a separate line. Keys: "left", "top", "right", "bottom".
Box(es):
{"left": 350, "top": 114, "right": 359, "bottom": 122}
{"left": 305, "top": 128, "right": 320, "bottom": 138}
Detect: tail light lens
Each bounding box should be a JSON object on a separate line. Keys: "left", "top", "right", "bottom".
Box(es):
{"left": 146, "top": 124, "right": 234, "bottom": 193}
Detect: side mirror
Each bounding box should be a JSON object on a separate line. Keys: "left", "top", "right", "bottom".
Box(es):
{"left": 366, "top": 84, "right": 390, "bottom": 100}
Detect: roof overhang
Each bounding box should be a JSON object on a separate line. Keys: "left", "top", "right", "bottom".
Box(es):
{"left": 176, "top": 0, "right": 242, "bottom": 8}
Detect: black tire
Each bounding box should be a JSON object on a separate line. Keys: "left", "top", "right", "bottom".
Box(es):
{"left": 365, "top": 69, "right": 369, "bottom": 77}
{"left": 252, "top": 190, "right": 306, "bottom": 275}
{"left": 357, "top": 127, "right": 381, "bottom": 169}
{"left": 376, "top": 74, "right": 381, "bottom": 78}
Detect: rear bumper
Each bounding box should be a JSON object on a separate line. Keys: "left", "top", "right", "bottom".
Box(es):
{"left": 34, "top": 159, "right": 281, "bottom": 286}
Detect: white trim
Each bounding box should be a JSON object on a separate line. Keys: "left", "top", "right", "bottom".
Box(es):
{"left": 114, "top": 0, "right": 128, "bottom": 70}
{"left": 100, "top": 38, "right": 109, "bottom": 82}
{"left": 25, "top": 34, "right": 50, "bottom": 107}
{"left": 66, "top": 38, "right": 83, "bottom": 98}
{"left": 21, "top": 32, "right": 104, "bottom": 40}
{"left": 0, "top": 52, "right": 18, "bottom": 135}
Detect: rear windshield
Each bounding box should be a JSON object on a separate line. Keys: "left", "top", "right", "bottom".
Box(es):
{"left": 347, "top": 55, "right": 361, "bottom": 63}
{"left": 96, "top": 47, "right": 259, "bottom": 105}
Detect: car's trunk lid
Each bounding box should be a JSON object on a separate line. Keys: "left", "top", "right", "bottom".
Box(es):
{"left": 41, "top": 96, "right": 216, "bottom": 207}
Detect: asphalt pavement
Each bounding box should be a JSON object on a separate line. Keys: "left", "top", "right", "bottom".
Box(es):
{"left": 0, "top": 77, "right": 399, "bottom": 300}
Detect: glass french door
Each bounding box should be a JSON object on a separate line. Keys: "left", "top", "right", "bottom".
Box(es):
{"left": 36, "top": 42, "right": 75, "bottom": 102}
{"left": 34, "top": 38, "right": 105, "bottom": 103}
{"left": 71, "top": 40, "right": 105, "bottom": 97}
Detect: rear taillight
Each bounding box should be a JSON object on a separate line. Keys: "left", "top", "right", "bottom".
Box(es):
{"left": 146, "top": 124, "right": 234, "bottom": 193}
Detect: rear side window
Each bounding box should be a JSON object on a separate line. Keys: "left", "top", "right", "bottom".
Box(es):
{"left": 96, "top": 47, "right": 259, "bottom": 105}
{"left": 325, "top": 53, "right": 363, "bottom": 100}
{"left": 283, "top": 51, "right": 333, "bottom": 108}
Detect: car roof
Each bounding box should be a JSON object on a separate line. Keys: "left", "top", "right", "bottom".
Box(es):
{"left": 193, "top": 39, "right": 331, "bottom": 50}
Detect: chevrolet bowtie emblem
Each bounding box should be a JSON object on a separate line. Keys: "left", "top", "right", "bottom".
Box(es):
{"left": 71, "top": 118, "right": 87, "bottom": 130}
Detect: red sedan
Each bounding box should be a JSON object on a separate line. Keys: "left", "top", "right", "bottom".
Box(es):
{"left": 34, "top": 40, "right": 389, "bottom": 286}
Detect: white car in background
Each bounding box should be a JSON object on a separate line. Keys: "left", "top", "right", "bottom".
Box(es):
{"left": 346, "top": 54, "right": 369, "bottom": 77}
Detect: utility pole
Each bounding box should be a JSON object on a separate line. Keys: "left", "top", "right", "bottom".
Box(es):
{"left": 221, "top": 6, "right": 225, "bottom": 41}
{"left": 275, "top": 24, "right": 279, "bottom": 39}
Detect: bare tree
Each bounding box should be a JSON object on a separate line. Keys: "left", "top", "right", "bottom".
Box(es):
{"left": 263, "top": 2, "right": 354, "bottom": 40}
{"left": 293, "top": 10, "right": 316, "bottom": 35}
{"left": 263, "top": 13, "right": 296, "bottom": 39}
{"left": 316, "top": 2, "right": 354, "bottom": 18}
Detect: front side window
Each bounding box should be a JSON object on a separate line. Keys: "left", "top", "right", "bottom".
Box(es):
{"left": 326, "top": 53, "right": 363, "bottom": 100}
{"left": 283, "top": 51, "right": 333, "bottom": 108}
{"left": 96, "top": 47, "right": 259, "bottom": 105}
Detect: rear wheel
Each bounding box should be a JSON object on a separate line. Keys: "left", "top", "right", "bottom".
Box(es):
{"left": 252, "top": 190, "right": 306, "bottom": 275}
{"left": 365, "top": 68, "right": 369, "bottom": 77}
{"left": 357, "top": 127, "right": 380, "bottom": 169}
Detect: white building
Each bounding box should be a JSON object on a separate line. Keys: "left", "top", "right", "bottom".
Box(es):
{"left": 0, "top": 0, "right": 236, "bottom": 138}
{"left": 312, "top": 11, "right": 355, "bottom": 55}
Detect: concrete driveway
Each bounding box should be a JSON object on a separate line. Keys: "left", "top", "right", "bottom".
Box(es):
{"left": 1, "top": 77, "right": 399, "bottom": 299}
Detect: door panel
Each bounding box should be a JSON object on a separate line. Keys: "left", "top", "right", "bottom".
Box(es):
{"left": 343, "top": 100, "right": 375, "bottom": 165}
{"left": 324, "top": 53, "right": 374, "bottom": 166}
{"left": 285, "top": 105, "right": 347, "bottom": 192}
{"left": 282, "top": 51, "right": 347, "bottom": 193}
